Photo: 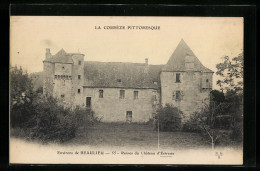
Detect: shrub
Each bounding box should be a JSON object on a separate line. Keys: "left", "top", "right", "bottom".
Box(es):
{"left": 154, "top": 104, "right": 182, "bottom": 132}
{"left": 230, "top": 121, "right": 243, "bottom": 142}
{"left": 182, "top": 121, "right": 201, "bottom": 133}
{"left": 10, "top": 96, "right": 98, "bottom": 143}
{"left": 214, "top": 115, "right": 232, "bottom": 129}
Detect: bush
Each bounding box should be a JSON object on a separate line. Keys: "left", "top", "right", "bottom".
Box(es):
{"left": 182, "top": 121, "right": 201, "bottom": 133}
{"left": 214, "top": 115, "right": 232, "bottom": 129}
{"left": 10, "top": 96, "right": 98, "bottom": 143}
{"left": 230, "top": 121, "right": 243, "bottom": 142}
{"left": 155, "top": 104, "right": 182, "bottom": 132}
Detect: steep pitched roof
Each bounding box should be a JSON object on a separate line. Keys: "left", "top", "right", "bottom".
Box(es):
{"left": 43, "top": 49, "right": 74, "bottom": 64}
{"left": 84, "top": 61, "right": 163, "bottom": 89}
{"left": 162, "top": 39, "right": 213, "bottom": 72}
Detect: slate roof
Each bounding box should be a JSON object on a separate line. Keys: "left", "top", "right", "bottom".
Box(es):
{"left": 43, "top": 49, "right": 74, "bottom": 64}
{"left": 162, "top": 39, "right": 214, "bottom": 72}
{"left": 44, "top": 39, "right": 212, "bottom": 89}
{"left": 84, "top": 61, "right": 163, "bottom": 89}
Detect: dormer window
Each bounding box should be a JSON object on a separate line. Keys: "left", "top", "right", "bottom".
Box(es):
{"left": 185, "top": 55, "right": 194, "bottom": 69}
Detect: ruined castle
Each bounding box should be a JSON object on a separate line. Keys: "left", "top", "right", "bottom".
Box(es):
{"left": 43, "top": 39, "right": 213, "bottom": 122}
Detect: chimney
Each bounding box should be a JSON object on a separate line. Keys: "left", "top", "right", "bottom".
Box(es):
{"left": 46, "top": 48, "right": 51, "bottom": 59}
{"left": 144, "top": 58, "right": 149, "bottom": 74}
{"left": 145, "top": 58, "right": 148, "bottom": 65}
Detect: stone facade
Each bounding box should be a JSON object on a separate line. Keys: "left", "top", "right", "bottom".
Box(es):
{"left": 83, "top": 88, "right": 159, "bottom": 122}
{"left": 43, "top": 39, "right": 213, "bottom": 122}
{"left": 160, "top": 71, "right": 213, "bottom": 121}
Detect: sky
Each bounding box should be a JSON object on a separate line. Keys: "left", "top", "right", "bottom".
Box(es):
{"left": 10, "top": 16, "right": 243, "bottom": 90}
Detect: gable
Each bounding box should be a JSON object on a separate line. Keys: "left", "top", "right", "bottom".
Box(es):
{"left": 162, "top": 39, "right": 214, "bottom": 73}
{"left": 43, "top": 49, "right": 74, "bottom": 64}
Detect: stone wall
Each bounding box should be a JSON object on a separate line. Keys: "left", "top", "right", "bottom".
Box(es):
{"left": 83, "top": 87, "right": 160, "bottom": 122}
{"left": 54, "top": 63, "right": 72, "bottom": 76}
{"left": 72, "top": 54, "right": 85, "bottom": 106}
{"left": 53, "top": 77, "right": 73, "bottom": 106}
{"left": 160, "top": 71, "right": 213, "bottom": 121}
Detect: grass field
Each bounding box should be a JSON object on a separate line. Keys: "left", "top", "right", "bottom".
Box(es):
{"left": 66, "top": 122, "right": 215, "bottom": 150}
{"left": 11, "top": 122, "right": 242, "bottom": 150}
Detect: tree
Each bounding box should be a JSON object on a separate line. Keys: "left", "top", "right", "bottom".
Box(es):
{"left": 10, "top": 66, "right": 36, "bottom": 127}
{"left": 216, "top": 53, "right": 243, "bottom": 94}
{"left": 191, "top": 102, "right": 226, "bottom": 151}
{"left": 10, "top": 65, "right": 34, "bottom": 106}
{"left": 154, "top": 104, "right": 183, "bottom": 131}
{"left": 215, "top": 53, "right": 243, "bottom": 141}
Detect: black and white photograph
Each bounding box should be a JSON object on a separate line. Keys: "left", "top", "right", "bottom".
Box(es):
{"left": 10, "top": 16, "right": 243, "bottom": 164}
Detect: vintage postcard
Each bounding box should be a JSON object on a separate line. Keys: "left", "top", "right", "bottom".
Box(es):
{"left": 10, "top": 16, "right": 243, "bottom": 164}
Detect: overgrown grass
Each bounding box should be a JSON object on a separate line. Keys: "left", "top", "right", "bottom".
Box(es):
{"left": 65, "top": 122, "right": 241, "bottom": 150}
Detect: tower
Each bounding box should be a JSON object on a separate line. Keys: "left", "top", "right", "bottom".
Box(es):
{"left": 42, "top": 48, "right": 85, "bottom": 107}
{"left": 160, "top": 39, "right": 214, "bottom": 121}
{"left": 71, "top": 53, "right": 85, "bottom": 107}
{"left": 43, "top": 48, "right": 54, "bottom": 97}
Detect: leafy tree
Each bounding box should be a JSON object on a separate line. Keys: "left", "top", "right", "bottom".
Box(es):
{"left": 154, "top": 104, "right": 183, "bottom": 131}
{"left": 10, "top": 65, "right": 34, "bottom": 106}
{"left": 216, "top": 53, "right": 243, "bottom": 94}
{"left": 215, "top": 53, "right": 243, "bottom": 141}
{"left": 10, "top": 66, "right": 35, "bottom": 127}
{"left": 210, "top": 90, "right": 225, "bottom": 104}
{"left": 190, "top": 103, "right": 227, "bottom": 151}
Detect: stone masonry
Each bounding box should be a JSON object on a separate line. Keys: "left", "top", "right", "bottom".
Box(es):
{"left": 43, "top": 39, "right": 213, "bottom": 122}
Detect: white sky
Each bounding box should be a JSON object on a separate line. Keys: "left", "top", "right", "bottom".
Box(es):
{"left": 10, "top": 16, "right": 243, "bottom": 90}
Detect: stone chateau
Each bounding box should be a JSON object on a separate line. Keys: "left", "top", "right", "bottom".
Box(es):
{"left": 43, "top": 39, "right": 213, "bottom": 122}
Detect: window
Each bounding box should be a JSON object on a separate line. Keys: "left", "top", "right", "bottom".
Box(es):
{"left": 120, "top": 90, "right": 125, "bottom": 99}
{"left": 78, "top": 61, "right": 81, "bottom": 65}
{"left": 78, "top": 75, "right": 81, "bottom": 80}
{"left": 176, "top": 73, "right": 180, "bottom": 83}
{"left": 86, "top": 97, "right": 91, "bottom": 107}
{"left": 134, "top": 91, "right": 138, "bottom": 99}
{"left": 55, "top": 75, "right": 57, "bottom": 79}
{"left": 176, "top": 91, "right": 181, "bottom": 100}
{"left": 61, "top": 94, "right": 65, "bottom": 98}
{"left": 78, "top": 89, "right": 81, "bottom": 94}
{"left": 117, "top": 79, "right": 121, "bottom": 83}
{"left": 99, "top": 90, "right": 104, "bottom": 98}
{"left": 126, "top": 111, "right": 132, "bottom": 123}
{"left": 206, "top": 79, "right": 209, "bottom": 83}
{"left": 152, "top": 91, "right": 157, "bottom": 101}
{"left": 62, "top": 66, "right": 65, "bottom": 69}
{"left": 173, "top": 91, "right": 183, "bottom": 100}
{"left": 153, "top": 81, "right": 158, "bottom": 85}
